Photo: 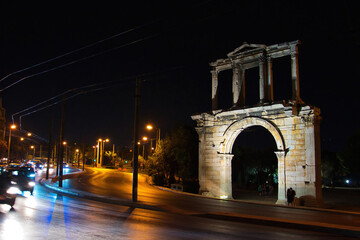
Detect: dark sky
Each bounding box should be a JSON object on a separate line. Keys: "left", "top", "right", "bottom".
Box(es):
{"left": 1, "top": 1, "right": 359, "bottom": 151}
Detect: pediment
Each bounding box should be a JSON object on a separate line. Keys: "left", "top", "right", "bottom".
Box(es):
{"left": 227, "top": 42, "right": 266, "bottom": 57}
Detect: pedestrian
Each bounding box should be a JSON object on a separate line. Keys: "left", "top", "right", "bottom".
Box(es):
{"left": 287, "top": 187, "right": 295, "bottom": 206}
{"left": 258, "top": 185, "right": 262, "bottom": 196}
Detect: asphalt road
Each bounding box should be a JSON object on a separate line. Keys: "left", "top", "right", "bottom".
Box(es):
{"left": 0, "top": 167, "right": 359, "bottom": 239}
{"left": 61, "top": 168, "right": 360, "bottom": 229}
{"left": 0, "top": 167, "right": 352, "bottom": 240}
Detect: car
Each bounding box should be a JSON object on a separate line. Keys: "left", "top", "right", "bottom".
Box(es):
{"left": 6, "top": 167, "right": 36, "bottom": 195}
{"left": 63, "top": 162, "right": 69, "bottom": 168}
{"left": 7, "top": 163, "right": 21, "bottom": 168}
{"left": 31, "top": 160, "right": 44, "bottom": 169}
{"left": 0, "top": 167, "right": 19, "bottom": 206}
{"left": 44, "top": 163, "right": 54, "bottom": 168}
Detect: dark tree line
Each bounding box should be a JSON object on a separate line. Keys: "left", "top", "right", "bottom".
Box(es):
{"left": 322, "top": 129, "right": 360, "bottom": 186}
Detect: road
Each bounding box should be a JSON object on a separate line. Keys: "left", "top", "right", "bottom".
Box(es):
{"left": 0, "top": 167, "right": 358, "bottom": 239}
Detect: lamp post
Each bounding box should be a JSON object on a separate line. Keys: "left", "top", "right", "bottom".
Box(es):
{"left": 76, "top": 149, "right": 79, "bottom": 168}
{"left": 30, "top": 145, "right": 35, "bottom": 160}
{"left": 63, "top": 141, "right": 67, "bottom": 163}
{"left": 146, "top": 124, "right": 160, "bottom": 150}
{"left": 97, "top": 138, "right": 109, "bottom": 167}
{"left": 7, "top": 124, "right": 16, "bottom": 163}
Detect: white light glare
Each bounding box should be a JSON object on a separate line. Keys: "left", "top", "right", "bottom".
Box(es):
{"left": 220, "top": 195, "right": 228, "bottom": 199}
{"left": 7, "top": 187, "right": 21, "bottom": 194}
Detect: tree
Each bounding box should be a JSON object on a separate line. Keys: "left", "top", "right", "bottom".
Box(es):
{"left": 321, "top": 151, "right": 347, "bottom": 186}
{"left": 0, "top": 139, "right": 7, "bottom": 159}
{"left": 144, "top": 125, "right": 199, "bottom": 192}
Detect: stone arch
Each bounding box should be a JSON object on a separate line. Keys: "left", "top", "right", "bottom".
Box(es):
{"left": 221, "top": 117, "right": 285, "bottom": 154}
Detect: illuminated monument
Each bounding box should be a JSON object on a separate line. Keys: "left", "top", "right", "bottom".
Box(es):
{"left": 192, "top": 41, "right": 322, "bottom": 205}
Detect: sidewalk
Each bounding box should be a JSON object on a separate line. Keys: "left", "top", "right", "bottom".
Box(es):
{"left": 40, "top": 170, "right": 360, "bottom": 238}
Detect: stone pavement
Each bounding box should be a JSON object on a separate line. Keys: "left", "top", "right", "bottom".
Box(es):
{"left": 40, "top": 171, "right": 360, "bottom": 238}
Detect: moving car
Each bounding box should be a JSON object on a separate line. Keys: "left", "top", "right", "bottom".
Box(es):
{"left": 63, "top": 162, "right": 69, "bottom": 168}
{"left": 44, "top": 162, "right": 54, "bottom": 168}
{"left": 6, "top": 167, "right": 36, "bottom": 195}
{"left": 31, "top": 160, "right": 44, "bottom": 169}
{"left": 0, "top": 167, "right": 19, "bottom": 206}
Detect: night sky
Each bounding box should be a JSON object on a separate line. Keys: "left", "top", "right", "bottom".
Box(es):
{"left": 1, "top": 1, "right": 359, "bottom": 151}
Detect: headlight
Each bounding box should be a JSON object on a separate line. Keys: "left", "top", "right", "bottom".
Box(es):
{"left": 11, "top": 181, "right": 17, "bottom": 185}
{"left": 28, "top": 181, "right": 35, "bottom": 187}
{"left": 29, "top": 173, "right": 36, "bottom": 178}
{"left": 7, "top": 186, "right": 21, "bottom": 194}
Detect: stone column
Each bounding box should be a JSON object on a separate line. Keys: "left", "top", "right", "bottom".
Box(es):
{"left": 211, "top": 70, "right": 219, "bottom": 110}
{"left": 258, "top": 56, "right": 266, "bottom": 103}
{"left": 267, "top": 57, "right": 274, "bottom": 102}
{"left": 232, "top": 66, "right": 240, "bottom": 107}
{"left": 275, "top": 150, "right": 287, "bottom": 205}
{"left": 239, "top": 69, "right": 246, "bottom": 106}
{"left": 196, "top": 126, "right": 207, "bottom": 194}
{"left": 291, "top": 45, "right": 301, "bottom": 101}
{"left": 219, "top": 153, "right": 233, "bottom": 199}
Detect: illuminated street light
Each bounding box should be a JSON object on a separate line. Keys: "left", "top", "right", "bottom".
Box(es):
{"left": 30, "top": 145, "right": 35, "bottom": 160}
{"left": 146, "top": 124, "right": 160, "bottom": 151}
{"left": 27, "top": 132, "right": 32, "bottom": 137}
{"left": 7, "top": 124, "right": 16, "bottom": 163}
{"left": 96, "top": 138, "right": 110, "bottom": 167}
{"left": 20, "top": 137, "right": 24, "bottom": 141}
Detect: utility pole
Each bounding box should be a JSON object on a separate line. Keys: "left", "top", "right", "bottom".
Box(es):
{"left": 46, "top": 119, "right": 53, "bottom": 180}
{"left": 82, "top": 143, "right": 85, "bottom": 171}
{"left": 58, "top": 98, "right": 66, "bottom": 187}
{"left": 132, "top": 77, "right": 140, "bottom": 202}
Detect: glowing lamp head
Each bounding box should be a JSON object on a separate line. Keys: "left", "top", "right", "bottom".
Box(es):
{"left": 146, "top": 125, "right": 153, "bottom": 130}
{"left": 10, "top": 124, "right": 16, "bottom": 129}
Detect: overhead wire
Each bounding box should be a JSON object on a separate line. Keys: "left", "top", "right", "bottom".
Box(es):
{"left": 0, "top": 20, "right": 159, "bottom": 84}
{"left": 0, "top": 34, "right": 157, "bottom": 92}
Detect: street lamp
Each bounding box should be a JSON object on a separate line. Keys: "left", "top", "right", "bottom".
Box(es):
{"left": 7, "top": 124, "right": 16, "bottom": 163}
{"left": 146, "top": 124, "right": 160, "bottom": 150}
{"left": 96, "top": 138, "right": 109, "bottom": 167}
{"left": 63, "top": 141, "right": 67, "bottom": 163}
{"left": 76, "top": 149, "right": 79, "bottom": 168}
{"left": 27, "top": 132, "right": 32, "bottom": 137}
{"left": 30, "top": 145, "right": 35, "bottom": 160}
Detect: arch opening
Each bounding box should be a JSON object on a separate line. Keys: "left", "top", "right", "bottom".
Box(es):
{"left": 231, "top": 126, "right": 278, "bottom": 203}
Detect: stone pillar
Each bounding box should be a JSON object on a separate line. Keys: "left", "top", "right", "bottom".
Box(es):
{"left": 304, "top": 111, "right": 323, "bottom": 205}
{"left": 211, "top": 70, "right": 219, "bottom": 110}
{"left": 275, "top": 150, "right": 287, "bottom": 205}
{"left": 232, "top": 66, "right": 240, "bottom": 107}
{"left": 258, "top": 56, "right": 266, "bottom": 103}
{"left": 291, "top": 45, "right": 301, "bottom": 101}
{"left": 196, "top": 127, "right": 207, "bottom": 193}
{"left": 219, "top": 153, "right": 233, "bottom": 199}
{"left": 239, "top": 69, "right": 246, "bottom": 106}
{"left": 267, "top": 57, "right": 274, "bottom": 102}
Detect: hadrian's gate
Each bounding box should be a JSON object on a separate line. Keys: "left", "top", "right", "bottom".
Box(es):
{"left": 192, "top": 41, "right": 322, "bottom": 205}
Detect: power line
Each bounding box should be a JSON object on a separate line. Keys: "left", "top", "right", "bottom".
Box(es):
{"left": 0, "top": 20, "right": 159, "bottom": 84}
{"left": 0, "top": 34, "right": 157, "bottom": 92}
